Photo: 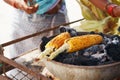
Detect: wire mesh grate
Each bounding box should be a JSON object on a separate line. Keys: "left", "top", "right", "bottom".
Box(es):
{"left": 8, "top": 69, "right": 38, "bottom": 80}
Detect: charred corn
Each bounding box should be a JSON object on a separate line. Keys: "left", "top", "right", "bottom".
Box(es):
{"left": 66, "top": 34, "right": 103, "bottom": 52}
{"left": 39, "top": 32, "right": 71, "bottom": 59}
{"left": 49, "top": 34, "right": 103, "bottom": 59}
{"left": 45, "top": 32, "right": 71, "bottom": 49}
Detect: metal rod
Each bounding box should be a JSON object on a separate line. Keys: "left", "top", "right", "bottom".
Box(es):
{"left": 1, "top": 18, "right": 84, "bottom": 47}
{"left": 0, "top": 54, "right": 48, "bottom": 80}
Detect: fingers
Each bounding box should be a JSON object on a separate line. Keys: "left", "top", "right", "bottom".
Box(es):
{"left": 25, "top": 3, "right": 39, "bottom": 14}
{"left": 15, "top": 0, "right": 39, "bottom": 14}
{"left": 23, "top": 0, "right": 39, "bottom": 14}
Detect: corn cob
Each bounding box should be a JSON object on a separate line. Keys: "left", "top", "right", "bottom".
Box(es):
{"left": 45, "top": 32, "right": 71, "bottom": 49}
{"left": 49, "top": 34, "right": 103, "bottom": 59}
{"left": 39, "top": 32, "right": 71, "bottom": 59}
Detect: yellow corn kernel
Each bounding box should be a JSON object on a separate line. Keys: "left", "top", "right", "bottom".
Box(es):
{"left": 38, "top": 32, "right": 71, "bottom": 59}
{"left": 45, "top": 32, "right": 71, "bottom": 49}
{"left": 49, "top": 34, "right": 103, "bottom": 60}
{"left": 66, "top": 34, "right": 103, "bottom": 53}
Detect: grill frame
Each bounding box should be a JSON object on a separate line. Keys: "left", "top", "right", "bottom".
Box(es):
{"left": 0, "top": 19, "right": 83, "bottom": 80}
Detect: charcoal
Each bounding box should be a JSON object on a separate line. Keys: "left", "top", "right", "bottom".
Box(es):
{"left": 103, "top": 37, "right": 112, "bottom": 44}
{"left": 83, "top": 44, "right": 105, "bottom": 56}
{"left": 40, "top": 36, "right": 55, "bottom": 51}
{"left": 60, "top": 55, "right": 99, "bottom": 66}
{"left": 59, "top": 27, "right": 78, "bottom": 37}
{"left": 40, "top": 31, "right": 120, "bottom": 66}
{"left": 54, "top": 52, "right": 68, "bottom": 62}
{"left": 110, "top": 35, "right": 120, "bottom": 39}
{"left": 40, "top": 37, "right": 50, "bottom": 51}
{"left": 105, "top": 35, "right": 120, "bottom": 61}
{"left": 78, "top": 56, "right": 99, "bottom": 66}
{"left": 105, "top": 44, "right": 120, "bottom": 61}
{"left": 98, "top": 32, "right": 105, "bottom": 37}
{"left": 89, "top": 31, "right": 96, "bottom": 34}
{"left": 118, "top": 26, "right": 120, "bottom": 32}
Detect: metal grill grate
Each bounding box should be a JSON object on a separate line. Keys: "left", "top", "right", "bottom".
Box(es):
{"left": 8, "top": 69, "right": 37, "bottom": 80}
{"left": 0, "top": 19, "right": 84, "bottom": 80}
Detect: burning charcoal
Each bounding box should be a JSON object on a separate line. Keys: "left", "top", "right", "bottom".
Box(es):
{"left": 112, "top": 37, "right": 119, "bottom": 44}
{"left": 54, "top": 52, "right": 69, "bottom": 62}
{"left": 91, "top": 53, "right": 106, "bottom": 59}
{"left": 103, "top": 36, "right": 112, "bottom": 44}
{"left": 117, "top": 26, "right": 120, "bottom": 32}
{"left": 76, "top": 50, "right": 85, "bottom": 56}
{"left": 59, "top": 27, "right": 78, "bottom": 37}
{"left": 98, "top": 32, "right": 105, "bottom": 37}
{"left": 40, "top": 37, "right": 50, "bottom": 51}
{"left": 105, "top": 38, "right": 120, "bottom": 61}
{"left": 83, "top": 44, "right": 105, "bottom": 56}
{"left": 62, "top": 57, "right": 79, "bottom": 65}
{"left": 59, "top": 27, "right": 67, "bottom": 32}
{"left": 89, "top": 31, "right": 95, "bottom": 34}
{"left": 54, "top": 51, "right": 100, "bottom": 66}
{"left": 40, "top": 31, "right": 120, "bottom": 66}
{"left": 110, "top": 35, "right": 120, "bottom": 40}
{"left": 91, "top": 52, "right": 109, "bottom": 63}
{"left": 40, "top": 36, "right": 56, "bottom": 51}
{"left": 106, "top": 43, "right": 120, "bottom": 61}
{"left": 79, "top": 56, "right": 99, "bottom": 66}
{"left": 62, "top": 55, "right": 99, "bottom": 66}
{"left": 84, "top": 44, "right": 110, "bottom": 64}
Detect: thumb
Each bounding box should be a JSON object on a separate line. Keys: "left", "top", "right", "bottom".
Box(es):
{"left": 22, "top": 0, "right": 30, "bottom": 7}
{"left": 22, "top": 0, "right": 30, "bottom": 9}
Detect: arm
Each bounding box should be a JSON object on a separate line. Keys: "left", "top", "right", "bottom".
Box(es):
{"left": 89, "top": 0, "right": 120, "bottom": 17}
{"left": 89, "top": 0, "right": 109, "bottom": 11}
{"left": 4, "top": 0, "right": 38, "bottom": 14}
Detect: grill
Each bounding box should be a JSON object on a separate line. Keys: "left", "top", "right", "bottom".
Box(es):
{"left": 0, "top": 18, "right": 120, "bottom": 80}
{"left": 39, "top": 32, "right": 120, "bottom": 80}
{"left": 0, "top": 19, "right": 83, "bottom": 80}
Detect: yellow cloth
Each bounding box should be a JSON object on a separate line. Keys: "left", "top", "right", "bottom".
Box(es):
{"left": 74, "top": 0, "right": 120, "bottom": 35}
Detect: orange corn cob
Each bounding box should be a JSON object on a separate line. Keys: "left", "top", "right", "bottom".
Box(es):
{"left": 49, "top": 34, "right": 103, "bottom": 59}
{"left": 39, "top": 32, "right": 71, "bottom": 59}
{"left": 66, "top": 34, "right": 103, "bottom": 53}
{"left": 45, "top": 32, "right": 71, "bottom": 49}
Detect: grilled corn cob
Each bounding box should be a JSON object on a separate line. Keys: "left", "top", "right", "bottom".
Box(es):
{"left": 49, "top": 34, "right": 103, "bottom": 59}
{"left": 39, "top": 32, "right": 71, "bottom": 59}
{"left": 45, "top": 32, "right": 71, "bottom": 49}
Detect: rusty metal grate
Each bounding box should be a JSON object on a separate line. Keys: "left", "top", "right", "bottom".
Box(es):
{"left": 4, "top": 60, "right": 45, "bottom": 80}
{"left": 9, "top": 69, "right": 37, "bottom": 80}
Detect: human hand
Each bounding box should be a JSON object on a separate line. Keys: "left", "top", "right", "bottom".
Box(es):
{"left": 14, "top": 0, "right": 39, "bottom": 14}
